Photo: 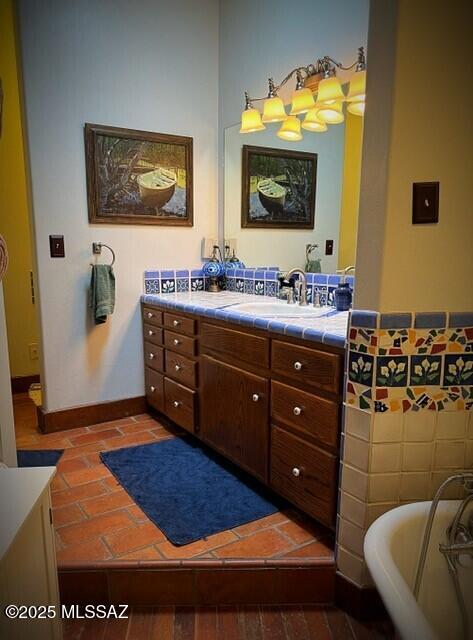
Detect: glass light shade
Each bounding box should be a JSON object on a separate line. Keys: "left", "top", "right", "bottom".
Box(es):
{"left": 261, "top": 96, "right": 287, "bottom": 123}
{"left": 290, "top": 87, "right": 315, "bottom": 115}
{"left": 240, "top": 107, "right": 265, "bottom": 133}
{"left": 277, "top": 116, "right": 302, "bottom": 141}
{"left": 316, "top": 100, "right": 344, "bottom": 124}
{"left": 347, "top": 69, "right": 366, "bottom": 102}
{"left": 316, "top": 76, "right": 345, "bottom": 104}
{"left": 301, "top": 108, "right": 327, "bottom": 132}
{"left": 347, "top": 100, "right": 365, "bottom": 116}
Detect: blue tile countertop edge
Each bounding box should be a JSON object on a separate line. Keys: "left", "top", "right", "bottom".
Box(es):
{"left": 141, "top": 293, "right": 348, "bottom": 349}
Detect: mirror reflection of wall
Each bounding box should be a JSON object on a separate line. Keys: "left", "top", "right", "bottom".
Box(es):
{"left": 224, "top": 111, "right": 363, "bottom": 273}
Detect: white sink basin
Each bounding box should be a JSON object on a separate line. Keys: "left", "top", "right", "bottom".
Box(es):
{"left": 229, "top": 301, "right": 333, "bottom": 317}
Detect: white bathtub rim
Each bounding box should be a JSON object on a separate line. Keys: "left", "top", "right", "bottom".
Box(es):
{"left": 364, "top": 501, "right": 442, "bottom": 640}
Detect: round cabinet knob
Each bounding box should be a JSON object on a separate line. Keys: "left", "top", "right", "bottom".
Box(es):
{"left": 148, "top": 330, "right": 154, "bottom": 336}
{"left": 148, "top": 353, "right": 155, "bottom": 359}
{"left": 294, "top": 361, "right": 303, "bottom": 371}
{"left": 173, "top": 338, "right": 180, "bottom": 345}
{"left": 173, "top": 320, "right": 180, "bottom": 327}
{"left": 252, "top": 393, "right": 260, "bottom": 402}
{"left": 292, "top": 467, "right": 301, "bottom": 478}
{"left": 174, "top": 364, "right": 181, "bottom": 372}
{"left": 147, "top": 312, "right": 153, "bottom": 318}
{"left": 149, "top": 385, "right": 156, "bottom": 393}
{"left": 173, "top": 400, "right": 181, "bottom": 408}
{"left": 293, "top": 406, "right": 302, "bottom": 416}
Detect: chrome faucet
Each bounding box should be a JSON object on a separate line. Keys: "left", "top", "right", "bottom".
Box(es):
{"left": 282, "top": 268, "right": 308, "bottom": 306}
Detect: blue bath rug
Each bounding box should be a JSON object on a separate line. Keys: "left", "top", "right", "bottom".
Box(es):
{"left": 17, "top": 449, "right": 64, "bottom": 468}
{"left": 100, "top": 437, "right": 280, "bottom": 546}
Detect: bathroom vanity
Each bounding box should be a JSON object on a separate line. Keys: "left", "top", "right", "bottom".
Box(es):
{"left": 141, "top": 293, "right": 346, "bottom": 528}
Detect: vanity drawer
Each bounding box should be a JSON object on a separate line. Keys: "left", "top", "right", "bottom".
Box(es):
{"left": 271, "top": 381, "right": 339, "bottom": 451}
{"left": 271, "top": 340, "right": 341, "bottom": 395}
{"left": 143, "top": 307, "right": 163, "bottom": 326}
{"left": 201, "top": 322, "right": 269, "bottom": 368}
{"left": 144, "top": 367, "right": 164, "bottom": 412}
{"left": 143, "top": 341, "right": 164, "bottom": 373}
{"left": 164, "top": 330, "right": 197, "bottom": 357}
{"left": 270, "top": 426, "right": 337, "bottom": 527}
{"left": 144, "top": 323, "right": 163, "bottom": 346}
{"left": 164, "top": 377, "right": 196, "bottom": 433}
{"left": 163, "top": 312, "right": 196, "bottom": 336}
{"left": 165, "top": 350, "right": 197, "bottom": 388}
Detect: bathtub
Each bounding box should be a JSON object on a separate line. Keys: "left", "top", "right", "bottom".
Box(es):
{"left": 364, "top": 500, "right": 473, "bottom": 640}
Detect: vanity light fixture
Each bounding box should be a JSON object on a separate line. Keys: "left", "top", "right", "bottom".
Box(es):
{"left": 277, "top": 115, "right": 302, "bottom": 141}
{"left": 301, "top": 108, "right": 327, "bottom": 132}
{"left": 261, "top": 79, "right": 287, "bottom": 123}
{"left": 240, "top": 47, "right": 366, "bottom": 141}
{"left": 289, "top": 71, "right": 315, "bottom": 115}
{"left": 240, "top": 92, "right": 266, "bottom": 133}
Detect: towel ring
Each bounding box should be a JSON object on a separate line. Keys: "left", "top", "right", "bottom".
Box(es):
{"left": 91, "top": 242, "right": 115, "bottom": 266}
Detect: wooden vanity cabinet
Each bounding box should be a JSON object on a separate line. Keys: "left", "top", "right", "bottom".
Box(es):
{"left": 200, "top": 355, "right": 269, "bottom": 481}
{"left": 141, "top": 302, "right": 344, "bottom": 528}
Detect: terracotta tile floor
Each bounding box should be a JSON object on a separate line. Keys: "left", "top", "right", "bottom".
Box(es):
{"left": 14, "top": 394, "right": 334, "bottom": 566}
{"left": 62, "top": 605, "right": 395, "bottom": 639}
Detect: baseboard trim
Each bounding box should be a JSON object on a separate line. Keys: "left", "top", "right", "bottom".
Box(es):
{"left": 11, "top": 374, "right": 40, "bottom": 394}
{"left": 37, "top": 396, "right": 147, "bottom": 433}
{"left": 334, "top": 571, "right": 387, "bottom": 620}
{"left": 58, "top": 562, "right": 336, "bottom": 606}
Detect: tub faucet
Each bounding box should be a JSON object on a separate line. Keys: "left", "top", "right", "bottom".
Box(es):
{"left": 282, "top": 268, "right": 308, "bottom": 306}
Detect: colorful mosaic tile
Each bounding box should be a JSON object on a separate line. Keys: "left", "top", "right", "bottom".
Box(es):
{"left": 346, "top": 310, "right": 473, "bottom": 414}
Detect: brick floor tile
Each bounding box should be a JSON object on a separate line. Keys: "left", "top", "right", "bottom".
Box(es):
{"left": 61, "top": 442, "right": 104, "bottom": 459}
{"left": 103, "top": 475, "right": 121, "bottom": 490}
{"left": 232, "top": 512, "right": 288, "bottom": 537}
{"left": 118, "top": 422, "right": 159, "bottom": 435}
{"left": 80, "top": 490, "right": 133, "bottom": 517}
{"left": 57, "top": 538, "right": 112, "bottom": 565}
{"left": 51, "top": 474, "right": 68, "bottom": 492}
{"left": 52, "top": 503, "right": 85, "bottom": 528}
{"left": 127, "top": 504, "right": 149, "bottom": 523}
{"left": 158, "top": 531, "right": 238, "bottom": 560}
{"left": 105, "top": 521, "right": 166, "bottom": 556}
{"left": 213, "top": 529, "right": 295, "bottom": 559}
{"left": 59, "top": 510, "right": 134, "bottom": 546}
{"left": 117, "top": 545, "right": 163, "bottom": 561}
{"left": 69, "top": 429, "right": 122, "bottom": 447}
{"left": 57, "top": 457, "right": 89, "bottom": 475}
{"left": 51, "top": 480, "right": 109, "bottom": 508}
{"left": 277, "top": 518, "right": 330, "bottom": 545}
{"left": 102, "top": 432, "right": 157, "bottom": 449}
{"left": 283, "top": 538, "right": 334, "bottom": 559}
{"left": 88, "top": 418, "right": 136, "bottom": 432}
{"left": 62, "top": 464, "right": 111, "bottom": 487}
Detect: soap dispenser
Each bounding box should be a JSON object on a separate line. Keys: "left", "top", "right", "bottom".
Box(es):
{"left": 334, "top": 266, "right": 355, "bottom": 311}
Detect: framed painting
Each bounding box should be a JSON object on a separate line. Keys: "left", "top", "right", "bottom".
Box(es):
{"left": 85, "top": 123, "right": 193, "bottom": 225}
{"left": 241, "top": 145, "right": 317, "bottom": 229}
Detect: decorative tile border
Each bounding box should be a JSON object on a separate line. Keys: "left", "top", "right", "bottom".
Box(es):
{"left": 144, "top": 268, "right": 355, "bottom": 307}
{"left": 346, "top": 310, "right": 473, "bottom": 413}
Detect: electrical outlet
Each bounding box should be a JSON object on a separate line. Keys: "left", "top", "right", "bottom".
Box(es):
{"left": 29, "top": 343, "right": 39, "bottom": 360}
{"left": 202, "top": 237, "right": 218, "bottom": 259}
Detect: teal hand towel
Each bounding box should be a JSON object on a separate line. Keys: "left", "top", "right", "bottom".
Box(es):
{"left": 90, "top": 264, "right": 115, "bottom": 324}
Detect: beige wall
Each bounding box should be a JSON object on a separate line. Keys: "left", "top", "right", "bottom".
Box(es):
{"left": 355, "top": 0, "right": 473, "bottom": 313}
{"left": 0, "top": 0, "right": 39, "bottom": 378}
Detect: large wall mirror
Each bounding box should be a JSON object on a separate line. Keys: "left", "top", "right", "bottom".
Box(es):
{"left": 223, "top": 105, "right": 363, "bottom": 273}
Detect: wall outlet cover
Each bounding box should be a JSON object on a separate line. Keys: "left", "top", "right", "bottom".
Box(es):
{"left": 412, "top": 182, "right": 439, "bottom": 224}
{"left": 202, "top": 237, "right": 218, "bottom": 259}
{"left": 49, "top": 235, "right": 65, "bottom": 257}
{"left": 29, "top": 343, "right": 39, "bottom": 360}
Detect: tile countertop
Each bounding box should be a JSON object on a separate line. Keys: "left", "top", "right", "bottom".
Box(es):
{"left": 141, "top": 291, "right": 349, "bottom": 349}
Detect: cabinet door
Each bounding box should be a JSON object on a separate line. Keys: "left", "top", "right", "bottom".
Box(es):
{"left": 200, "top": 355, "right": 269, "bottom": 481}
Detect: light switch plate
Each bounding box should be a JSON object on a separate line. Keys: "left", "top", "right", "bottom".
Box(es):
{"left": 49, "top": 235, "right": 65, "bottom": 257}
{"left": 412, "top": 182, "right": 439, "bottom": 224}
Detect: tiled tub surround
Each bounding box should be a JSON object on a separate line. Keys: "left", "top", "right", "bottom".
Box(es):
{"left": 141, "top": 291, "right": 349, "bottom": 349}
{"left": 144, "top": 268, "right": 355, "bottom": 307}
{"left": 337, "top": 309, "right": 473, "bottom": 588}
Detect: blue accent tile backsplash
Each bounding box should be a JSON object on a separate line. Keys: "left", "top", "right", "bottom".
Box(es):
{"left": 144, "top": 267, "right": 355, "bottom": 307}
